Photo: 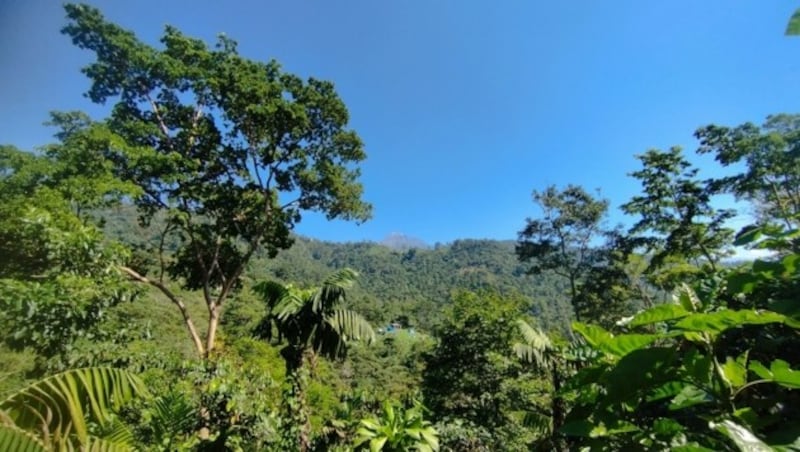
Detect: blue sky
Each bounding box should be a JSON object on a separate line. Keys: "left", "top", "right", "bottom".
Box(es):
{"left": 1, "top": 1, "right": 798, "bottom": 244}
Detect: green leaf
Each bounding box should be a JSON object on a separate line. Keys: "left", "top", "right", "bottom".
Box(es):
{"left": 652, "top": 418, "right": 685, "bottom": 436}
{"left": 787, "top": 8, "right": 800, "bottom": 35}
{"left": 770, "top": 359, "right": 800, "bottom": 389}
{"left": 675, "top": 310, "right": 787, "bottom": 335}
{"left": 628, "top": 304, "right": 690, "bottom": 327}
{"left": 711, "top": 419, "right": 771, "bottom": 452}
{"left": 720, "top": 351, "right": 748, "bottom": 389}
{"left": 370, "top": 436, "right": 387, "bottom": 452}
{"left": 749, "top": 360, "right": 772, "bottom": 380}
{"left": 0, "top": 367, "right": 146, "bottom": 447}
{"left": 674, "top": 284, "right": 701, "bottom": 312}
{"left": 572, "top": 322, "right": 613, "bottom": 349}
{"left": 0, "top": 424, "right": 48, "bottom": 452}
{"left": 602, "top": 333, "right": 661, "bottom": 357}
{"left": 669, "top": 385, "right": 711, "bottom": 411}
{"left": 646, "top": 381, "right": 686, "bottom": 402}
{"left": 733, "top": 225, "right": 763, "bottom": 246}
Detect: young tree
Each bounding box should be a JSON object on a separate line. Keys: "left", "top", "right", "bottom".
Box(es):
{"left": 255, "top": 269, "right": 374, "bottom": 451}
{"left": 516, "top": 185, "right": 609, "bottom": 321}
{"left": 61, "top": 4, "right": 372, "bottom": 357}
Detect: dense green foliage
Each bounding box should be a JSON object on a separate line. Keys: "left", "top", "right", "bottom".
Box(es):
{"left": 1, "top": 4, "right": 799, "bottom": 451}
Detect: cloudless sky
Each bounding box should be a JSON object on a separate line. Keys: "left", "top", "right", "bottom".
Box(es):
{"left": 1, "top": 1, "right": 799, "bottom": 244}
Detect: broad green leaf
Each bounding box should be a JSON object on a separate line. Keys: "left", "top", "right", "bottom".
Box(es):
{"left": 370, "top": 436, "right": 387, "bottom": 452}
{"left": 572, "top": 322, "right": 613, "bottom": 349}
{"left": 683, "top": 348, "right": 713, "bottom": 386}
{"left": 602, "top": 334, "right": 661, "bottom": 357}
{"left": 629, "top": 304, "right": 690, "bottom": 327}
{"left": 748, "top": 359, "right": 800, "bottom": 388}
{"left": 652, "top": 418, "right": 685, "bottom": 436}
{"left": 770, "top": 359, "right": 800, "bottom": 389}
{"left": 749, "top": 360, "right": 772, "bottom": 380}
{"left": 711, "top": 420, "right": 771, "bottom": 452}
{"left": 675, "top": 310, "right": 787, "bottom": 334}
{"left": 720, "top": 351, "right": 748, "bottom": 389}
{"left": 605, "top": 347, "right": 676, "bottom": 403}
{"left": 669, "top": 385, "right": 711, "bottom": 411}
{"left": 646, "top": 381, "right": 686, "bottom": 402}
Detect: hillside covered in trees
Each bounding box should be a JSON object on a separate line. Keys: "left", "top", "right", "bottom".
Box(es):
{"left": 2, "top": 3, "right": 800, "bottom": 452}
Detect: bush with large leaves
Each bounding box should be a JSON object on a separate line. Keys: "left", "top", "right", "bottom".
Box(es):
{"left": 561, "top": 275, "right": 800, "bottom": 450}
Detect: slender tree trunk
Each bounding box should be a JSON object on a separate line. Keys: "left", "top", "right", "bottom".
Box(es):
{"left": 283, "top": 347, "right": 312, "bottom": 452}
{"left": 206, "top": 304, "right": 221, "bottom": 358}
{"left": 551, "top": 367, "right": 568, "bottom": 452}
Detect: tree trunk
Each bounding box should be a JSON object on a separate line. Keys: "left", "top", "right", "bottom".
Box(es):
{"left": 551, "top": 368, "right": 568, "bottom": 452}
{"left": 283, "top": 347, "right": 312, "bottom": 452}
{"left": 206, "top": 304, "right": 221, "bottom": 358}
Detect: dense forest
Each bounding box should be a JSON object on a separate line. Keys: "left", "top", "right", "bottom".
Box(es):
{"left": 1, "top": 4, "right": 800, "bottom": 451}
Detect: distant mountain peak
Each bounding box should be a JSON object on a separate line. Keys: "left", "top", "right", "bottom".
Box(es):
{"left": 380, "top": 232, "right": 429, "bottom": 250}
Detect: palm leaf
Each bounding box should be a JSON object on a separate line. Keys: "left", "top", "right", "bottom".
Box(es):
{"left": 513, "top": 319, "right": 553, "bottom": 370}
{"left": 313, "top": 268, "right": 358, "bottom": 313}
{"left": 0, "top": 424, "right": 48, "bottom": 452}
{"left": 328, "top": 309, "right": 375, "bottom": 343}
{"left": 0, "top": 367, "right": 146, "bottom": 446}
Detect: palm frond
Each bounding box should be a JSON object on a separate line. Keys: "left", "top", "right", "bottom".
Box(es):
{"left": 0, "top": 424, "right": 48, "bottom": 452}
{"left": 0, "top": 367, "right": 146, "bottom": 446}
{"left": 514, "top": 319, "right": 554, "bottom": 370}
{"left": 148, "top": 391, "right": 196, "bottom": 441}
{"left": 313, "top": 268, "right": 358, "bottom": 313}
{"left": 83, "top": 436, "right": 135, "bottom": 452}
{"left": 327, "top": 309, "right": 375, "bottom": 344}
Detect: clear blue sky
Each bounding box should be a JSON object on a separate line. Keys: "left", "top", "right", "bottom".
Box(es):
{"left": 1, "top": 1, "right": 798, "bottom": 244}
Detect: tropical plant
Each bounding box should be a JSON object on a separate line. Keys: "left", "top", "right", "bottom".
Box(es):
{"left": 561, "top": 280, "right": 800, "bottom": 450}
{"left": 255, "top": 268, "right": 374, "bottom": 451}
{"left": 0, "top": 367, "right": 146, "bottom": 451}
{"left": 513, "top": 319, "right": 571, "bottom": 451}
{"left": 354, "top": 400, "right": 439, "bottom": 452}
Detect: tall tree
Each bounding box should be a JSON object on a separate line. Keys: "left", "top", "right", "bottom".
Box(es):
{"left": 516, "top": 184, "right": 609, "bottom": 321}
{"left": 255, "top": 269, "right": 374, "bottom": 451}
{"left": 696, "top": 114, "right": 800, "bottom": 234}
{"left": 61, "top": 4, "right": 372, "bottom": 357}
{"left": 622, "top": 147, "right": 734, "bottom": 279}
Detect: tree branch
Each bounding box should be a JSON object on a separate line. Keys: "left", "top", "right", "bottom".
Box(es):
{"left": 119, "top": 265, "right": 205, "bottom": 356}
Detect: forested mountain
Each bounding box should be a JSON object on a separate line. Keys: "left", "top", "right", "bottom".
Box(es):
{"left": 102, "top": 204, "right": 573, "bottom": 333}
